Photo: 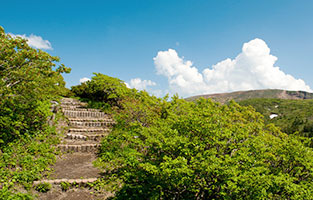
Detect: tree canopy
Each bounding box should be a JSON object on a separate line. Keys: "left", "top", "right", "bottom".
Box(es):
{"left": 0, "top": 26, "right": 70, "bottom": 144}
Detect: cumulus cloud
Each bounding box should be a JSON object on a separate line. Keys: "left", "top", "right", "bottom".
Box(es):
{"left": 128, "top": 78, "right": 156, "bottom": 90}
{"left": 154, "top": 38, "right": 312, "bottom": 97}
{"left": 9, "top": 33, "right": 53, "bottom": 50}
{"left": 80, "top": 77, "right": 90, "bottom": 83}
{"left": 126, "top": 78, "right": 163, "bottom": 97}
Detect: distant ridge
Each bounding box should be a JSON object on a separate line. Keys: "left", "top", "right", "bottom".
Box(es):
{"left": 186, "top": 89, "right": 313, "bottom": 103}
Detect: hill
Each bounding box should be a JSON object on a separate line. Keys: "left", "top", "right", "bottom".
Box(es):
{"left": 186, "top": 89, "right": 313, "bottom": 103}
{"left": 187, "top": 89, "right": 313, "bottom": 144}
{"left": 239, "top": 98, "right": 313, "bottom": 141}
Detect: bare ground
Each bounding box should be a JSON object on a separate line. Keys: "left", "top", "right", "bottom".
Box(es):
{"left": 35, "top": 187, "right": 113, "bottom": 200}
{"left": 50, "top": 152, "right": 101, "bottom": 179}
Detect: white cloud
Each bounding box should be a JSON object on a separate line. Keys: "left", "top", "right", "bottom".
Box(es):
{"left": 127, "top": 78, "right": 163, "bottom": 97}
{"left": 80, "top": 77, "right": 90, "bottom": 83}
{"left": 128, "top": 78, "right": 156, "bottom": 91}
{"left": 9, "top": 33, "right": 53, "bottom": 50}
{"left": 154, "top": 38, "right": 312, "bottom": 97}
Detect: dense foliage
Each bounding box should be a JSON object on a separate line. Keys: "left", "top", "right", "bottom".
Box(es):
{"left": 239, "top": 98, "right": 313, "bottom": 145}
{"left": 71, "top": 73, "right": 130, "bottom": 110}
{"left": 0, "top": 26, "right": 70, "bottom": 198}
{"left": 0, "top": 26, "right": 70, "bottom": 144}
{"left": 73, "top": 74, "right": 313, "bottom": 199}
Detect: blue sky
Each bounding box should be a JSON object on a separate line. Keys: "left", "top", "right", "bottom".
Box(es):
{"left": 2, "top": 0, "right": 313, "bottom": 97}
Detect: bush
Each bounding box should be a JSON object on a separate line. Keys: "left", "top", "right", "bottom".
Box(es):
{"left": 71, "top": 73, "right": 130, "bottom": 110}
{"left": 0, "top": 26, "right": 70, "bottom": 145}
{"left": 96, "top": 93, "right": 313, "bottom": 199}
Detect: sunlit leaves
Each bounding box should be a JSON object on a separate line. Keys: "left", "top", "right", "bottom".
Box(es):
{"left": 71, "top": 73, "right": 129, "bottom": 109}
{"left": 0, "top": 26, "right": 70, "bottom": 143}
{"left": 94, "top": 88, "right": 313, "bottom": 199}
{"left": 0, "top": 26, "right": 69, "bottom": 198}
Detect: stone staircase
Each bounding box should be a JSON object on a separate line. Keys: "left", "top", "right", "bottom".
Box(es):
{"left": 58, "top": 98, "right": 113, "bottom": 153}
{"left": 34, "top": 98, "right": 113, "bottom": 199}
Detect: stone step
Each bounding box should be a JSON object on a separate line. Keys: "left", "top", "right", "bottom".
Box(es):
{"left": 61, "top": 139, "right": 99, "bottom": 145}
{"left": 60, "top": 98, "right": 81, "bottom": 103}
{"left": 33, "top": 178, "right": 98, "bottom": 185}
{"left": 68, "top": 117, "right": 113, "bottom": 122}
{"left": 63, "top": 110, "right": 109, "bottom": 118}
{"left": 60, "top": 99, "right": 87, "bottom": 104}
{"left": 69, "top": 121, "right": 114, "bottom": 127}
{"left": 65, "top": 133, "right": 87, "bottom": 140}
{"left": 61, "top": 102, "right": 88, "bottom": 107}
{"left": 58, "top": 144, "right": 101, "bottom": 153}
{"left": 60, "top": 105, "right": 83, "bottom": 109}
{"left": 68, "top": 128, "right": 111, "bottom": 133}
{"left": 66, "top": 133, "right": 108, "bottom": 141}
{"left": 62, "top": 108, "right": 100, "bottom": 112}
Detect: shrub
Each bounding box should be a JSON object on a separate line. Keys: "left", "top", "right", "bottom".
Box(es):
{"left": 71, "top": 73, "right": 130, "bottom": 109}
{"left": 34, "top": 183, "right": 52, "bottom": 193}
{"left": 60, "top": 182, "right": 71, "bottom": 191}
{"left": 97, "top": 94, "right": 313, "bottom": 199}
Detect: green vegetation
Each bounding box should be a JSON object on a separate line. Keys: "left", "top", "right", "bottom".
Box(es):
{"left": 0, "top": 26, "right": 70, "bottom": 198}
{"left": 34, "top": 183, "right": 52, "bottom": 193}
{"left": 239, "top": 98, "right": 313, "bottom": 145}
{"left": 71, "top": 73, "right": 130, "bottom": 111}
{"left": 74, "top": 74, "right": 313, "bottom": 199}
{"left": 60, "top": 182, "right": 71, "bottom": 191}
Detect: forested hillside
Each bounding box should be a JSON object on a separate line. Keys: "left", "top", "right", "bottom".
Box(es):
{"left": 188, "top": 89, "right": 313, "bottom": 147}
{"left": 239, "top": 98, "right": 313, "bottom": 145}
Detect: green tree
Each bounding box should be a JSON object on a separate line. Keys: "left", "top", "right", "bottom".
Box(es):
{"left": 0, "top": 26, "right": 70, "bottom": 144}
